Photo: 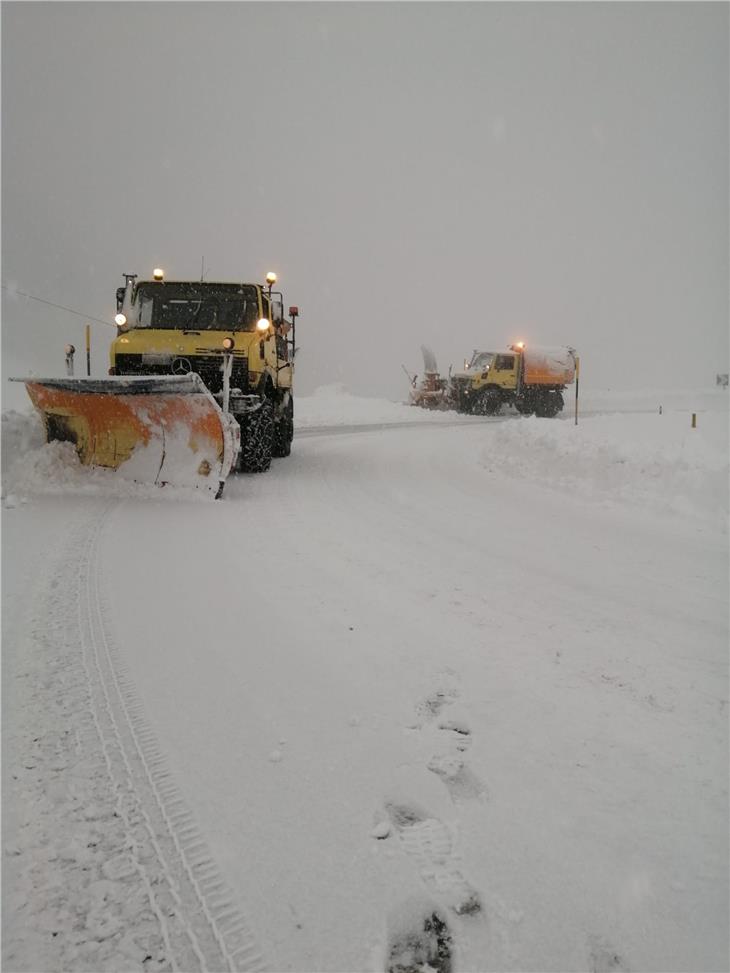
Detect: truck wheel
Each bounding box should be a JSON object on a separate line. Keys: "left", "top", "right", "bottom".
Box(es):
{"left": 534, "top": 391, "right": 564, "bottom": 418}
{"left": 272, "top": 397, "right": 294, "bottom": 458}
{"left": 239, "top": 399, "right": 274, "bottom": 473}
{"left": 472, "top": 390, "right": 502, "bottom": 416}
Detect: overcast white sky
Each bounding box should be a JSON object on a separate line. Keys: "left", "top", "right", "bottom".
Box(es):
{"left": 2, "top": 1, "right": 728, "bottom": 401}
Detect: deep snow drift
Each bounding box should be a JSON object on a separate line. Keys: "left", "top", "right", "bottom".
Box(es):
{"left": 2, "top": 385, "right": 728, "bottom": 973}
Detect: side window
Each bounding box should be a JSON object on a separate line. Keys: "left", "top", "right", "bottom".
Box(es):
{"left": 138, "top": 295, "right": 153, "bottom": 327}
{"left": 241, "top": 299, "right": 257, "bottom": 328}
{"left": 495, "top": 355, "right": 515, "bottom": 370}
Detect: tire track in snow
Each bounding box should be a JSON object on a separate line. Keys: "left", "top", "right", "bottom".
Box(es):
{"left": 74, "top": 499, "right": 267, "bottom": 972}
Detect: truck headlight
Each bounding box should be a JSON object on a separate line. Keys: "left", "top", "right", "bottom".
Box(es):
{"left": 222, "top": 337, "right": 235, "bottom": 350}
{"left": 257, "top": 318, "right": 270, "bottom": 332}
{"left": 115, "top": 313, "right": 127, "bottom": 327}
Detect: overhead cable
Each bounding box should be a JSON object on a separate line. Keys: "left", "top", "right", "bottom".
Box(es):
{"left": 1, "top": 284, "right": 116, "bottom": 328}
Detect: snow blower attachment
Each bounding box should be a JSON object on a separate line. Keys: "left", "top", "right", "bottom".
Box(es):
{"left": 406, "top": 346, "right": 451, "bottom": 410}
{"left": 18, "top": 375, "right": 240, "bottom": 497}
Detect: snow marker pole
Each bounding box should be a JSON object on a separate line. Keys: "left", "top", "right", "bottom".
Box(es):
{"left": 85, "top": 324, "right": 91, "bottom": 377}
{"left": 574, "top": 356, "right": 580, "bottom": 425}
{"left": 692, "top": 413, "right": 697, "bottom": 428}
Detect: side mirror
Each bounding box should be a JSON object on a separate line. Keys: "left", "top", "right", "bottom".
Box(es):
{"left": 116, "top": 287, "right": 125, "bottom": 312}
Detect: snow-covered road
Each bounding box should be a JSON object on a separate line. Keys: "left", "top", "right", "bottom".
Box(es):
{"left": 2, "top": 389, "right": 728, "bottom": 973}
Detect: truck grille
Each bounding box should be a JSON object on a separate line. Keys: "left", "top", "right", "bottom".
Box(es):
{"left": 115, "top": 353, "right": 250, "bottom": 394}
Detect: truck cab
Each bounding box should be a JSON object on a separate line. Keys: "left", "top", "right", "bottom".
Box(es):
{"left": 450, "top": 348, "right": 517, "bottom": 413}
{"left": 111, "top": 269, "right": 299, "bottom": 470}
{"left": 111, "top": 274, "right": 294, "bottom": 399}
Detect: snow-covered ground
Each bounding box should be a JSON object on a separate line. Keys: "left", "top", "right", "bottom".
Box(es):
{"left": 2, "top": 386, "right": 728, "bottom": 973}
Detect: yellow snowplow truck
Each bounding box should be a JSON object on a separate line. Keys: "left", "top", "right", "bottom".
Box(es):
{"left": 449, "top": 343, "right": 576, "bottom": 418}
{"left": 16, "top": 269, "right": 299, "bottom": 497}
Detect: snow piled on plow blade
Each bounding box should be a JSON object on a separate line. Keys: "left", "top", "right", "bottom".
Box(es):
{"left": 12, "top": 375, "right": 239, "bottom": 497}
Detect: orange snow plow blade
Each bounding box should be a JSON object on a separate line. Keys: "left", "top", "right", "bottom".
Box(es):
{"left": 17, "top": 375, "right": 240, "bottom": 496}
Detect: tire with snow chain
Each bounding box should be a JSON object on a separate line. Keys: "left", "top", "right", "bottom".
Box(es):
{"left": 472, "top": 389, "right": 502, "bottom": 416}
{"left": 239, "top": 399, "right": 274, "bottom": 473}
{"left": 272, "top": 397, "right": 294, "bottom": 458}
{"left": 534, "top": 391, "right": 564, "bottom": 418}
{"left": 515, "top": 393, "right": 536, "bottom": 416}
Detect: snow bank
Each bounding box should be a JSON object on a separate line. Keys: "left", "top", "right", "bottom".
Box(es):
{"left": 1, "top": 408, "right": 45, "bottom": 465}
{"left": 482, "top": 409, "right": 728, "bottom": 523}
{"left": 1, "top": 410, "right": 210, "bottom": 503}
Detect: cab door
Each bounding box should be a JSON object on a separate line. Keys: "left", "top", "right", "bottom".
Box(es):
{"left": 275, "top": 324, "right": 293, "bottom": 389}
{"left": 490, "top": 354, "right": 518, "bottom": 390}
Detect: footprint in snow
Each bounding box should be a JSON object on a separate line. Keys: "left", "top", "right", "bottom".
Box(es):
{"left": 427, "top": 718, "right": 486, "bottom": 803}
{"left": 384, "top": 801, "right": 482, "bottom": 917}
{"left": 386, "top": 905, "right": 453, "bottom": 973}
{"left": 413, "top": 682, "right": 485, "bottom": 804}
{"left": 414, "top": 689, "right": 460, "bottom": 727}
{"left": 588, "top": 934, "right": 630, "bottom": 972}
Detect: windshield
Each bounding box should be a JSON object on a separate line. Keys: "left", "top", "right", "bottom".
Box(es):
{"left": 134, "top": 283, "right": 260, "bottom": 331}
{"left": 469, "top": 352, "right": 494, "bottom": 370}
